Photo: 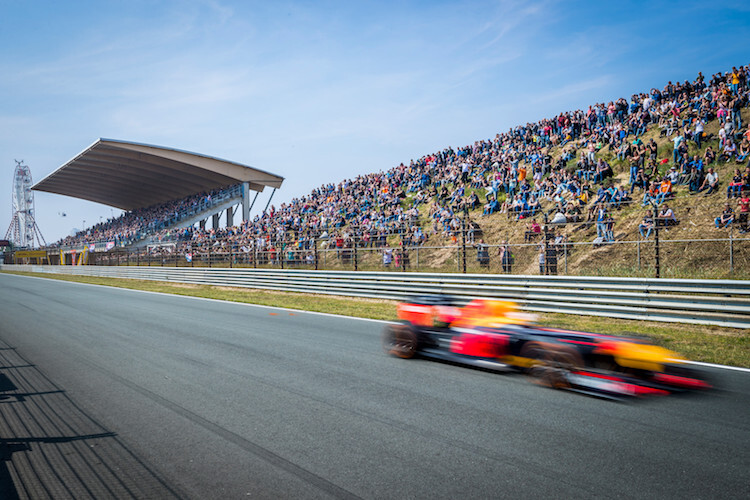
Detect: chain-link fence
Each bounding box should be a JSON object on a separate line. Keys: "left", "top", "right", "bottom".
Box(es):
{"left": 76, "top": 227, "right": 749, "bottom": 280}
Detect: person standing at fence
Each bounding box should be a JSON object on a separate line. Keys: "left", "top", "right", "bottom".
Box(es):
{"left": 538, "top": 244, "right": 546, "bottom": 275}
{"left": 383, "top": 247, "right": 393, "bottom": 267}
{"left": 545, "top": 231, "right": 558, "bottom": 275}
{"left": 475, "top": 239, "right": 490, "bottom": 269}
{"left": 498, "top": 241, "right": 513, "bottom": 273}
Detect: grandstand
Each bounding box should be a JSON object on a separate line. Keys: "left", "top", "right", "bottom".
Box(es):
{"left": 25, "top": 67, "right": 750, "bottom": 276}
{"left": 32, "top": 139, "right": 284, "bottom": 256}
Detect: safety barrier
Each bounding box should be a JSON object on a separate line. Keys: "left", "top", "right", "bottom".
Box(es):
{"left": 3, "top": 265, "right": 749, "bottom": 329}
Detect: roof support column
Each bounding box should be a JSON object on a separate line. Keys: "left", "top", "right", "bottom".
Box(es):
{"left": 212, "top": 213, "right": 220, "bottom": 229}
{"left": 226, "top": 206, "right": 234, "bottom": 227}
{"left": 242, "top": 182, "right": 250, "bottom": 223}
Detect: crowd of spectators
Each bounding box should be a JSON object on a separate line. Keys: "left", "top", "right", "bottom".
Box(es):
{"left": 58, "top": 65, "right": 750, "bottom": 259}
{"left": 52, "top": 185, "right": 242, "bottom": 249}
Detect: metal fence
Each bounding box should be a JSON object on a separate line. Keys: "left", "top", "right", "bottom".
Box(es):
{"left": 65, "top": 231, "right": 750, "bottom": 280}
{"left": 3, "top": 264, "right": 749, "bottom": 329}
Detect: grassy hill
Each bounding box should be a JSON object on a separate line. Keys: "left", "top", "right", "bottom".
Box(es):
{"left": 380, "top": 106, "right": 750, "bottom": 279}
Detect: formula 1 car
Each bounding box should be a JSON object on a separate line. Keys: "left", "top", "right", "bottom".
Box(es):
{"left": 382, "top": 295, "right": 712, "bottom": 398}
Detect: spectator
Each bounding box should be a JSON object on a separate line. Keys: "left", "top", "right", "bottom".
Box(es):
{"left": 727, "top": 169, "right": 743, "bottom": 198}
{"left": 642, "top": 181, "right": 660, "bottom": 206}
{"left": 538, "top": 244, "right": 546, "bottom": 274}
{"left": 738, "top": 191, "right": 750, "bottom": 232}
{"left": 715, "top": 203, "right": 735, "bottom": 229}
{"left": 639, "top": 210, "right": 654, "bottom": 239}
{"left": 498, "top": 240, "right": 513, "bottom": 273}
{"left": 524, "top": 220, "right": 542, "bottom": 242}
{"left": 657, "top": 204, "right": 677, "bottom": 228}
{"left": 475, "top": 239, "right": 490, "bottom": 268}
{"left": 383, "top": 247, "right": 393, "bottom": 267}
{"left": 704, "top": 146, "right": 716, "bottom": 165}
{"left": 699, "top": 167, "right": 719, "bottom": 195}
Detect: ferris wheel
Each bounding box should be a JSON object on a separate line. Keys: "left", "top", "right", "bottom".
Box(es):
{"left": 5, "top": 160, "right": 46, "bottom": 248}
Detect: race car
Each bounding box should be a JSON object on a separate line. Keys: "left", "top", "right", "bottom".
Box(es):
{"left": 382, "top": 295, "right": 712, "bottom": 398}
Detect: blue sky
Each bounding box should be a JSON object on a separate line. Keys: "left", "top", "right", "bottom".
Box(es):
{"left": 2, "top": 0, "right": 749, "bottom": 243}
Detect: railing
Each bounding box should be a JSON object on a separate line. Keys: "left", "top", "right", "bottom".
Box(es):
{"left": 73, "top": 232, "right": 750, "bottom": 279}
{"left": 3, "top": 264, "right": 749, "bottom": 329}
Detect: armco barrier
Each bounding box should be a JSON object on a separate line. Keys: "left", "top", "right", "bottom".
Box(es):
{"left": 3, "top": 264, "right": 750, "bottom": 329}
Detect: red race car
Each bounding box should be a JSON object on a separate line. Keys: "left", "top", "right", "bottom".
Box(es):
{"left": 383, "top": 295, "right": 712, "bottom": 398}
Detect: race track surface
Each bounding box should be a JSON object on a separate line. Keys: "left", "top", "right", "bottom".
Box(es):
{"left": 0, "top": 273, "right": 748, "bottom": 499}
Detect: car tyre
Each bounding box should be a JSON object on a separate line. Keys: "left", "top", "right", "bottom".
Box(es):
{"left": 383, "top": 324, "right": 419, "bottom": 359}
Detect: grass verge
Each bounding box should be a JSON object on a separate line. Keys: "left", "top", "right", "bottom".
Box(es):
{"left": 3, "top": 270, "right": 748, "bottom": 368}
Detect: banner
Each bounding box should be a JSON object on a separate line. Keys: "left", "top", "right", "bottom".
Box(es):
{"left": 105, "top": 241, "right": 115, "bottom": 251}
{"left": 185, "top": 253, "right": 193, "bottom": 263}
{"left": 89, "top": 244, "right": 96, "bottom": 252}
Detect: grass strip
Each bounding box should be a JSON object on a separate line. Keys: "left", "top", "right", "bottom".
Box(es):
{"left": 3, "top": 270, "right": 748, "bottom": 368}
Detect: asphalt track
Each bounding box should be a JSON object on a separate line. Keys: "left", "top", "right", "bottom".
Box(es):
{"left": 0, "top": 273, "right": 748, "bottom": 499}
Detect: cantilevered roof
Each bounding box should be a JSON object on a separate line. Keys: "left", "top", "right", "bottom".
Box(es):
{"left": 32, "top": 138, "right": 284, "bottom": 211}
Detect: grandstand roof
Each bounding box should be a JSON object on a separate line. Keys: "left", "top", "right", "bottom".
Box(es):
{"left": 32, "top": 138, "right": 284, "bottom": 211}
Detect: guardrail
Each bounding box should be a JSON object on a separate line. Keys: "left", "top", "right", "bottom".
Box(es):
{"left": 3, "top": 264, "right": 750, "bottom": 329}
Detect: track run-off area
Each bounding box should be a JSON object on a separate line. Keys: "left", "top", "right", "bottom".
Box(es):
{"left": 0, "top": 273, "right": 748, "bottom": 499}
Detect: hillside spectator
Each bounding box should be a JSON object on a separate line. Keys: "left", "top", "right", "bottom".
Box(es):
{"left": 604, "top": 214, "right": 615, "bottom": 242}
{"left": 642, "top": 181, "right": 660, "bottom": 206}
{"left": 736, "top": 138, "right": 749, "bottom": 163}
{"left": 738, "top": 191, "right": 750, "bottom": 232}
{"left": 630, "top": 168, "right": 649, "bottom": 194}
{"left": 639, "top": 210, "right": 654, "bottom": 239}
{"left": 704, "top": 146, "right": 716, "bottom": 165}
{"left": 595, "top": 204, "right": 608, "bottom": 238}
{"left": 524, "top": 220, "right": 541, "bottom": 242}
{"left": 699, "top": 167, "right": 719, "bottom": 195}
{"left": 719, "top": 139, "right": 737, "bottom": 162}
{"left": 727, "top": 169, "right": 743, "bottom": 198}
{"left": 715, "top": 203, "right": 735, "bottom": 229}
{"left": 657, "top": 204, "right": 677, "bottom": 228}
{"left": 694, "top": 118, "right": 705, "bottom": 148}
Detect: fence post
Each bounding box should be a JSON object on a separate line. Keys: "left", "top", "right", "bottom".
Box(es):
{"left": 654, "top": 223, "right": 660, "bottom": 278}
{"left": 314, "top": 238, "right": 319, "bottom": 270}
{"left": 730, "top": 225, "right": 734, "bottom": 274}
{"left": 637, "top": 239, "right": 641, "bottom": 270}
{"left": 354, "top": 233, "right": 359, "bottom": 272}
{"left": 208, "top": 245, "right": 212, "bottom": 268}
{"left": 461, "top": 218, "right": 467, "bottom": 274}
